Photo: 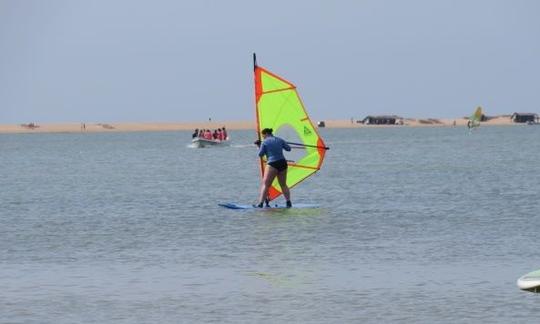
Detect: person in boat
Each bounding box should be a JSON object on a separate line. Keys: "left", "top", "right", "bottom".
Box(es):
{"left": 217, "top": 128, "right": 223, "bottom": 141}
{"left": 254, "top": 128, "right": 292, "bottom": 208}
{"left": 198, "top": 129, "right": 204, "bottom": 138}
{"left": 192, "top": 129, "right": 199, "bottom": 138}
{"left": 222, "top": 127, "right": 228, "bottom": 141}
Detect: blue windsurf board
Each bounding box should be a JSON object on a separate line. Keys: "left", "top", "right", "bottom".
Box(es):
{"left": 219, "top": 202, "right": 319, "bottom": 210}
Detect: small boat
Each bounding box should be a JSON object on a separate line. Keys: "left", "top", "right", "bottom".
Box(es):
{"left": 191, "top": 137, "right": 230, "bottom": 148}
{"left": 517, "top": 269, "right": 540, "bottom": 292}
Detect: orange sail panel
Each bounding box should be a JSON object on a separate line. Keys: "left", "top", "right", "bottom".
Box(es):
{"left": 254, "top": 63, "right": 327, "bottom": 201}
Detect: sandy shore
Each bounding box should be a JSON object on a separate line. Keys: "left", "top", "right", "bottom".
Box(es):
{"left": 0, "top": 116, "right": 519, "bottom": 134}
{"left": 0, "top": 121, "right": 253, "bottom": 134}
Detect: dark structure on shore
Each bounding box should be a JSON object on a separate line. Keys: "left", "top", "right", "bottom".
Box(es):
{"left": 361, "top": 115, "right": 403, "bottom": 125}
{"left": 511, "top": 113, "right": 539, "bottom": 123}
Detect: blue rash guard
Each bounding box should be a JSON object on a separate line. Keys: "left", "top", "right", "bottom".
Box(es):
{"left": 258, "top": 135, "right": 291, "bottom": 163}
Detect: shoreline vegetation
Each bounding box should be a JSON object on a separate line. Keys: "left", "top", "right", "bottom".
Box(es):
{"left": 0, "top": 116, "right": 529, "bottom": 134}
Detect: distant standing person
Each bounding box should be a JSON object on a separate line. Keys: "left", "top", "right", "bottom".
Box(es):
{"left": 254, "top": 128, "right": 292, "bottom": 208}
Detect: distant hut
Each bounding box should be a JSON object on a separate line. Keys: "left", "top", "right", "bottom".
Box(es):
{"left": 511, "top": 113, "right": 539, "bottom": 123}
{"left": 361, "top": 115, "right": 403, "bottom": 125}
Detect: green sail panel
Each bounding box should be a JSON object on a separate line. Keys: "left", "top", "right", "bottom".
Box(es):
{"left": 470, "top": 106, "right": 483, "bottom": 122}
{"left": 261, "top": 70, "right": 293, "bottom": 93}
{"left": 255, "top": 66, "right": 326, "bottom": 201}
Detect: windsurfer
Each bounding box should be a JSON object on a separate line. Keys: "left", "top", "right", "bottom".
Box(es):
{"left": 254, "top": 128, "right": 292, "bottom": 208}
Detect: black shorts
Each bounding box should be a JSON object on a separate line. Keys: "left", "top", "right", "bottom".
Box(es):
{"left": 268, "top": 159, "right": 288, "bottom": 172}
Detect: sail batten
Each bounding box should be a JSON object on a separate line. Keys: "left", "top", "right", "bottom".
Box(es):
{"left": 254, "top": 57, "right": 327, "bottom": 201}
{"left": 261, "top": 87, "right": 296, "bottom": 95}
{"left": 289, "top": 164, "right": 320, "bottom": 171}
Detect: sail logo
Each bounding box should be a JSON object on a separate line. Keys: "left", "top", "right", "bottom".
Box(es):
{"left": 303, "top": 126, "right": 312, "bottom": 136}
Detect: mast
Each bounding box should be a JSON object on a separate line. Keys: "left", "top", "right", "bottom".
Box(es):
{"left": 253, "top": 53, "right": 269, "bottom": 204}
{"left": 253, "top": 52, "right": 260, "bottom": 143}
{"left": 253, "top": 52, "right": 257, "bottom": 71}
{"left": 253, "top": 53, "right": 265, "bottom": 184}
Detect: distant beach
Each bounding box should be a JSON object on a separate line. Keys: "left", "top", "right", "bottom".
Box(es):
{"left": 0, "top": 116, "right": 520, "bottom": 134}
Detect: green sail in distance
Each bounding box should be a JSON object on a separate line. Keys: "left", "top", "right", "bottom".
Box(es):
{"left": 469, "top": 106, "right": 483, "bottom": 128}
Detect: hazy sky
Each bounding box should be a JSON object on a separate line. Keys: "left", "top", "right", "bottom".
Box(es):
{"left": 1, "top": 0, "right": 539, "bottom": 123}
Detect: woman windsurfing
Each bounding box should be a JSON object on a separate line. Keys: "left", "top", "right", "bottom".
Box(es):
{"left": 254, "top": 128, "right": 292, "bottom": 208}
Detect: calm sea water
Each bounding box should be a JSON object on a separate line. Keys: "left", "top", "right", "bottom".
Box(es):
{"left": 1, "top": 126, "right": 540, "bottom": 323}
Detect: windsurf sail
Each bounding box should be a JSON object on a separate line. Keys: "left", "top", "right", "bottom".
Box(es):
{"left": 468, "top": 106, "right": 483, "bottom": 128}
{"left": 253, "top": 53, "right": 328, "bottom": 201}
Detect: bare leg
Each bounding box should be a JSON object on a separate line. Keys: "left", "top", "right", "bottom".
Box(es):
{"left": 276, "top": 169, "right": 290, "bottom": 202}
{"left": 258, "top": 165, "right": 278, "bottom": 205}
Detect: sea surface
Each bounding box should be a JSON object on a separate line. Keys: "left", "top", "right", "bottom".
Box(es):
{"left": 1, "top": 126, "right": 540, "bottom": 323}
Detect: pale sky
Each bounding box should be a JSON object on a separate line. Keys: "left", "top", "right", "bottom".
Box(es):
{"left": 1, "top": 0, "right": 539, "bottom": 123}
